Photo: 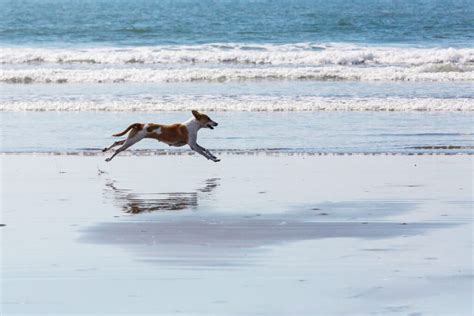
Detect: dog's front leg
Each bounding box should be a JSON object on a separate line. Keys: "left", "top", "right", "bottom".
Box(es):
{"left": 190, "top": 144, "right": 212, "bottom": 160}
{"left": 197, "top": 144, "right": 220, "bottom": 162}
{"left": 190, "top": 144, "right": 219, "bottom": 162}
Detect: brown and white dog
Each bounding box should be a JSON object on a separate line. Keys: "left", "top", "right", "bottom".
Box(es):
{"left": 103, "top": 110, "right": 219, "bottom": 162}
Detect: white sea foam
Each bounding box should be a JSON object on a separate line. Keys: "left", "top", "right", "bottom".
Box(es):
{"left": 1, "top": 44, "right": 474, "bottom": 66}
{"left": 1, "top": 65, "right": 474, "bottom": 83}
{"left": 1, "top": 43, "right": 473, "bottom": 83}
{"left": 1, "top": 96, "right": 472, "bottom": 111}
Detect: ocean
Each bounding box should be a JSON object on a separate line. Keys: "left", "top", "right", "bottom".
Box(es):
{"left": 2, "top": 0, "right": 473, "bottom": 45}
{"left": 0, "top": 0, "right": 473, "bottom": 154}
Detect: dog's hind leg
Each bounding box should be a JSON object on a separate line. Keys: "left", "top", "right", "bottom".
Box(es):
{"left": 102, "top": 140, "right": 125, "bottom": 152}
{"left": 105, "top": 134, "right": 145, "bottom": 162}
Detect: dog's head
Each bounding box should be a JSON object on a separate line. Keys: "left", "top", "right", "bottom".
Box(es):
{"left": 192, "top": 110, "right": 218, "bottom": 130}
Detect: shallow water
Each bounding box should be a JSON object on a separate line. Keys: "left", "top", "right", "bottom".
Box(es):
{"left": 1, "top": 112, "right": 473, "bottom": 154}
{"left": 1, "top": 81, "right": 473, "bottom": 112}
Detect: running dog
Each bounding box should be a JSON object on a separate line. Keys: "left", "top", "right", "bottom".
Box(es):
{"left": 103, "top": 110, "right": 220, "bottom": 162}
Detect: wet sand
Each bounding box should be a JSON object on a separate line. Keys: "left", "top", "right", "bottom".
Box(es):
{"left": 1, "top": 154, "right": 472, "bottom": 315}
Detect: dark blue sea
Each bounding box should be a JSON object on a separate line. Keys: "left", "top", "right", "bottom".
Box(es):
{"left": 1, "top": 0, "right": 473, "bottom": 46}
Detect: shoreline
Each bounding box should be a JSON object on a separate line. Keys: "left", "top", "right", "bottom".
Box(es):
{"left": 1, "top": 111, "right": 473, "bottom": 156}
{"left": 2, "top": 149, "right": 474, "bottom": 156}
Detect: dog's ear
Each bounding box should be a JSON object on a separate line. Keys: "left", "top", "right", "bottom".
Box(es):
{"left": 192, "top": 110, "right": 202, "bottom": 120}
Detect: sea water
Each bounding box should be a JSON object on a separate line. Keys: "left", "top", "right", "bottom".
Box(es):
{"left": 0, "top": 0, "right": 473, "bottom": 153}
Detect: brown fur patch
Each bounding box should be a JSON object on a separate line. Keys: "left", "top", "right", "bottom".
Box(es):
{"left": 146, "top": 124, "right": 161, "bottom": 133}
{"left": 129, "top": 124, "right": 144, "bottom": 138}
{"left": 192, "top": 110, "right": 202, "bottom": 120}
{"left": 113, "top": 123, "right": 143, "bottom": 137}
{"left": 146, "top": 123, "right": 189, "bottom": 146}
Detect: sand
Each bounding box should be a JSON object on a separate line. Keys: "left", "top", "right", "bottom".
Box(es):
{"left": 1, "top": 154, "right": 472, "bottom": 315}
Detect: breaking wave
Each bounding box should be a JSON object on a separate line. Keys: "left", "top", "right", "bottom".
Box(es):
{"left": 2, "top": 65, "right": 474, "bottom": 84}
{"left": 2, "top": 44, "right": 474, "bottom": 66}
{"left": 1, "top": 96, "right": 472, "bottom": 112}
{"left": 1, "top": 43, "right": 473, "bottom": 83}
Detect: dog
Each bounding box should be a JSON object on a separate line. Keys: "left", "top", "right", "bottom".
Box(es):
{"left": 103, "top": 110, "right": 220, "bottom": 162}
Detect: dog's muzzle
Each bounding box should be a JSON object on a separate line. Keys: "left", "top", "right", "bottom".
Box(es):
{"left": 207, "top": 122, "right": 218, "bottom": 129}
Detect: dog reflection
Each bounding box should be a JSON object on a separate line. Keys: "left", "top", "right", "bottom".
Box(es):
{"left": 105, "top": 178, "right": 220, "bottom": 214}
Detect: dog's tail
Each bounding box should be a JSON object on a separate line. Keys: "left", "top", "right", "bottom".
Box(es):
{"left": 112, "top": 123, "right": 142, "bottom": 137}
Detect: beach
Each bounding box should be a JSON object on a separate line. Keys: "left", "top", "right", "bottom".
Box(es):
{"left": 1, "top": 0, "right": 474, "bottom": 314}
{"left": 1, "top": 154, "right": 472, "bottom": 315}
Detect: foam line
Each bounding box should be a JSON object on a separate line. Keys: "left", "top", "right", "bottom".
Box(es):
{"left": 1, "top": 96, "right": 472, "bottom": 112}
{"left": 2, "top": 65, "right": 472, "bottom": 84}
{"left": 1, "top": 43, "right": 473, "bottom": 83}
{"left": 1, "top": 44, "right": 473, "bottom": 66}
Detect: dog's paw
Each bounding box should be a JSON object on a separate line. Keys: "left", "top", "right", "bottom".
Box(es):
{"left": 105, "top": 158, "right": 111, "bottom": 162}
{"left": 214, "top": 158, "right": 221, "bottom": 162}
{"left": 102, "top": 148, "right": 107, "bottom": 152}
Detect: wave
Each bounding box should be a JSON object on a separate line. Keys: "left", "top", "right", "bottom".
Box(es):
{"left": 1, "top": 96, "right": 472, "bottom": 112}
{"left": 1, "top": 44, "right": 473, "bottom": 83}
{"left": 2, "top": 65, "right": 474, "bottom": 84}
{"left": 1, "top": 44, "right": 474, "bottom": 66}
